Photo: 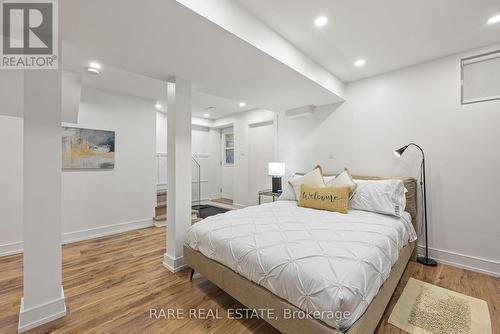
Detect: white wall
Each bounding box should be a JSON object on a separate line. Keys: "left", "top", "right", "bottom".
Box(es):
{"left": 278, "top": 45, "right": 500, "bottom": 277}
{"left": 62, "top": 87, "right": 156, "bottom": 238}
{"left": 155, "top": 113, "right": 222, "bottom": 203}
{"left": 0, "top": 87, "right": 157, "bottom": 255}
{"left": 214, "top": 109, "right": 276, "bottom": 207}
{"left": 248, "top": 121, "right": 275, "bottom": 205}
{"left": 0, "top": 116, "right": 23, "bottom": 255}
{"left": 156, "top": 112, "right": 168, "bottom": 188}
{"left": 0, "top": 71, "right": 23, "bottom": 118}
{"left": 192, "top": 125, "right": 222, "bottom": 202}
{"left": 156, "top": 112, "right": 168, "bottom": 153}
{"left": 158, "top": 108, "right": 277, "bottom": 207}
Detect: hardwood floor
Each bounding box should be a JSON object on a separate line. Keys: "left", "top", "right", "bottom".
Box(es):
{"left": 0, "top": 227, "right": 498, "bottom": 334}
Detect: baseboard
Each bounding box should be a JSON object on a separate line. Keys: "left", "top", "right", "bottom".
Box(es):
{"left": 232, "top": 203, "right": 246, "bottom": 209}
{"left": 208, "top": 193, "right": 222, "bottom": 200}
{"left": 62, "top": 218, "right": 154, "bottom": 244}
{"left": 0, "top": 218, "right": 154, "bottom": 257}
{"left": 207, "top": 201, "right": 237, "bottom": 211}
{"left": 0, "top": 241, "right": 23, "bottom": 257}
{"left": 162, "top": 253, "right": 187, "bottom": 273}
{"left": 18, "top": 286, "right": 66, "bottom": 333}
{"left": 417, "top": 245, "right": 500, "bottom": 278}
{"left": 156, "top": 184, "right": 167, "bottom": 192}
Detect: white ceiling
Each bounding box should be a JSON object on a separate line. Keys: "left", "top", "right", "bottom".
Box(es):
{"left": 70, "top": 59, "right": 254, "bottom": 119}
{"left": 191, "top": 91, "right": 253, "bottom": 119}
{"left": 236, "top": 0, "right": 500, "bottom": 82}
{"left": 7, "top": 0, "right": 497, "bottom": 121}
{"left": 60, "top": 0, "right": 343, "bottom": 113}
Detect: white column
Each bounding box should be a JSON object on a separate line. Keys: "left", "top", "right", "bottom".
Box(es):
{"left": 163, "top": 77, "right": 192, "bottom": 272}
{"left": 18, "top": 70, "right": 66, "bottom": 333}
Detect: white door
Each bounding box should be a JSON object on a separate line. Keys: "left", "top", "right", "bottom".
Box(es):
{"left": 220, "top": 127, "right": 234, "bottom": 200}
{"left": 248, "top": 122, "right": 274, "bottom": 205}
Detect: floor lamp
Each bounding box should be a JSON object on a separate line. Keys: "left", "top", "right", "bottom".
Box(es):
{"left": 394, "top": 143, "right": 437, "bottom": 266}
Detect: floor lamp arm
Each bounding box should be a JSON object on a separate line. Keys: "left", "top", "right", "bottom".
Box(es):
{"left": 422, "top": 156, "right": 429, "bottom": 259}
{"left": 407, "top": 143, "right": 437, "bottom": 266}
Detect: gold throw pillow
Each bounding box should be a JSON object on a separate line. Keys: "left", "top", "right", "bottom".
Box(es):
{"left": 298, "top": 184, "right": 350, "bottom": 214}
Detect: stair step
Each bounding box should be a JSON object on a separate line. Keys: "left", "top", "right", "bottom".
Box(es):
{"left": 155, "top": 205, "right": 166, "bottom": 216}
{"left": 157, "top": 201, "right": 200, "bottom": 209}
{"left": 154, "top": 210, "right": 198, "bottom": 221}
{"left": 157, "top": 191, "right": 167, "bottom": 203}
{"left": 154, "top": 214, "right": 166, "bottom": 222}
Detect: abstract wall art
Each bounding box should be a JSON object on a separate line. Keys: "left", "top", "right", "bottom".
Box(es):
{"left": 62, "top": 127, "right": 115, "bottom": 169}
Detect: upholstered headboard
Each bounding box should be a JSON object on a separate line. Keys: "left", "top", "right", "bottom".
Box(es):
{"left": 299, "top": 173, "right": 418, "bottom": 230}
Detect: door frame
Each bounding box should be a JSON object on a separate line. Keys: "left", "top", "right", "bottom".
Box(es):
{"left": 220, "top": 126, "right": 234, "bottom": 200}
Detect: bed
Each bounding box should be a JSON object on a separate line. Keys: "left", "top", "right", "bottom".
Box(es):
{"left": 184, "top": 176, "right": 417, "bottom": 334}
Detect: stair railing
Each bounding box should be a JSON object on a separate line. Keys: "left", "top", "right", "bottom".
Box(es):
{"left": 192, "top": 156, "right": 201, "bottom": 209}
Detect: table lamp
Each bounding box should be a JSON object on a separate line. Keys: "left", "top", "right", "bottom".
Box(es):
{"left": 268, "top": 162, "right": 285, "bottom": 194}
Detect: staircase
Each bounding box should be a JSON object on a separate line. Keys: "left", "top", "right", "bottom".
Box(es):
{"left": 153, "top": 191, "right": 167, "bottom": 225}
{"left": 153, "top": 191, "right": 201, "bottom": 226}
{"left": 154, "top": 155, "right": 203, "bottom": 226}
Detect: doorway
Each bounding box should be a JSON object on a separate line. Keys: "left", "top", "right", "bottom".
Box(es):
{"left": 219, "top": 127, "right": 234, "bottom": 203}
{"left": 248, "top": 121, "right": 274, "bottom": 205}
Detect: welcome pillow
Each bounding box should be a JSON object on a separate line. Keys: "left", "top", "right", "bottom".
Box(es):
{"left": 298, "top": 184, "right": 350, "bottom": 214}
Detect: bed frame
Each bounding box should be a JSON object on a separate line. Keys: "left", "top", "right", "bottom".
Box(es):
{"left": 184, "top": 176, "right": 417, "bottom": 334}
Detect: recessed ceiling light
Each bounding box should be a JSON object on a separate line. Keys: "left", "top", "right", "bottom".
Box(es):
{"left": 203, "top": 113, "right": 210, "bottom": 118}
{"left": 89, "top": 62, "right": 101, "bottom": 70}
{"left": 239, "top": 101, "right": 246, "bottom": 107}
{"left": 155, "top": 102, "right": 163, "bottom": 110}
{"left": 314, "top": 16, "right": 328, "bottom": 27}
{"left": 87, "top": 67, "right": 99, "bottom": 74}
{"left": 354, "top": 59, "right": 366, "bottom": 67}
{"left": 487, "top": 14, "right": 500, "bottom": 25}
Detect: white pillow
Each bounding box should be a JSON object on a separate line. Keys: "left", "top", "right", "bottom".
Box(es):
{"left": 279, "top": 173, "right": 332, "bottom": 201}
{"left": 288, "top": 167, "right": 325, "bottom": 199}
{"left": 278, "top": 167, "right": 332, "bottom": 202}
{"left": 349, "top": 179, "right": 407, "bottom": 217}
{"left": 278, "top": 174, "right": 300, "bottom": 201}
{"left": 323, "top": 175, "right": 336, "bottom": 184}
{"left": 325, "top": 169, "right": 357, "bottom": 198}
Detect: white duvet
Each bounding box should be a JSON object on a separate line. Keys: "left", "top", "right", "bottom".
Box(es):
{"left": 185, "top": 201, "right": 417, "bottom": 331}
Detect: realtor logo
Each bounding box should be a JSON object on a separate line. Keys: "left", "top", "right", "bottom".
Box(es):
{"left": 1, "top": 0, "right": 58, "bottom": 69}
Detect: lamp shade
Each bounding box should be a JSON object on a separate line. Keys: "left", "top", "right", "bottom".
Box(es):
{"left": 394, "top": 145, "right": 409, "bottom": 157}
{"left": 268, "top": 162, "right": 285, "bottom": 177}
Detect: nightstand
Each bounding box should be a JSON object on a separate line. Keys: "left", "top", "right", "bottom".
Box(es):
{"left": 258, "top": 190, "right": 281, "bottom": 204}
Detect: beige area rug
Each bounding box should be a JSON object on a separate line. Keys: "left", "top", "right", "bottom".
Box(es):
{"left": 388, "top": 278, "right": 492, "bottom": 334}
